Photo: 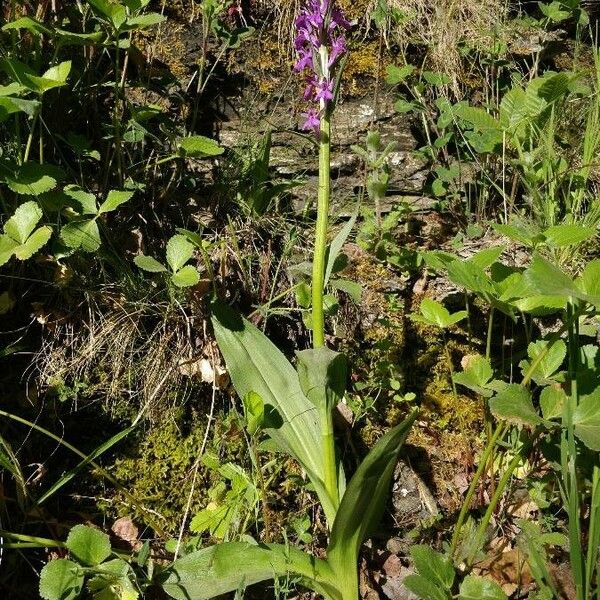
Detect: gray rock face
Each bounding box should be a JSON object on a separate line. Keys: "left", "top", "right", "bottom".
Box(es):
{"left": 218, "top": 91, "right": 428, "bottom": 214}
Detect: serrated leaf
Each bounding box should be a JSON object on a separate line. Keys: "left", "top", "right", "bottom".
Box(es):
{"left": 13, "top": 225, "right": 52, "bottom": 260}
{"left": 453, "top": 355, "right": 494, "bottom": 397}
{"left": 574, "top": 387, "right": 600, "bottom": 451}
{"left": 171, "top": 265, "right": 200, "bottom": 287}
{"left": 4, "top": 200, "right": 43, "bottom": 243}
{"left": 0, "top": 235, "right": 19, "bottom": 266}
{"left": 519, "top": 340, "right": 566, "bottom": 384}
{"left": 525, "top": 254, "right": 579, "bottom": 299}
{"left": 178, "top": 135, "right": 224, "bottom": 158}
{"left": 403, "top": 575, "right": 448, "bottom": 600}
{"left": 493, "top": 223, "right": 536, "bottom": 247}
{"left": 134, "top": 255, "right": 167, "bottom": 273}
{"left": 63, "top": 185, "right": 98, "bottom": 215}
{"left": 60, "top": 219, "right": 101, "bottom": 252}
{"left": 166, "top": 234, "right": 194, "bottom": 272}
{"left": 66, "top": 524, "right": 111, "bottom": 566}
{"left": 577, "top": 260, "right": 600, "bottom": 299}
{"left": 6, "top": 162, "right": 64, "bottom": 196}
{"left": 410, "top": 545, "right": 455, "bottom": 590}
{"left": 39, "top": 559, "right": 84, "bottom": 600}
{"left": 540, "top": 385, "right": 566, "bottom": 420}
{"left": 544, "top": 224, "right": 596, "bottom": 247}
{"left": 489, "top": 384, "right": 543, "bottom": 426}
{"left": 98, "top": 190, "right": 134, "bottom": 214}
{"left": 458, "top": 575, "right": 507, "bottom": 600}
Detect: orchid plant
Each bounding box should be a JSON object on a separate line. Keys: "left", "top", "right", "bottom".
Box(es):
{"left": 157, "top": 2, "right": 416, "bottom": 599}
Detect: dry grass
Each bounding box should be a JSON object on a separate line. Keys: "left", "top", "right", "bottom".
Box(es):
{"left": 258, "top": 0, "right": 513, "bottom": 95}
{"left": 32, "top": 291, "right": 212, "bottom": 421}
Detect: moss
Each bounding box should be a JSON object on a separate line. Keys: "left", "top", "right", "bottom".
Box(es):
{"left": 100, "top": 409, "right": 248, "bottom": 536}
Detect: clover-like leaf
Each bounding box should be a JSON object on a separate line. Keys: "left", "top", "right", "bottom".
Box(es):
{"left": 4, "top": 200, "right": 43, "bottom": 243}
{"left": 63, "top": 185, "right": 97, "bottom": 215}
{"left": 489, "top": 384, "right": 543, "bottom": 427}
{"left": 60, "top": 219, "right": 101, "bottom": 252}
{"left": 453, "top": 355, "right": 495, "bottom": 397}
{"left": 66, "top": 524, "right": 111, "bottom": 566}
{"left": 573, "top": 387, "right": 600, "bottom": 451}
{"left": 5, "top": 162, "right": 64, "bottom": 196}
{"left": 39, "top": 558, "right": 84, "bottom": 600}
{"left": 166, "top": 234, "right": 195, "bottom": 273}
{"left": 519, "top": 340, "right": 566, "bottom": 385}
{"left": 13, "top": 225, "right": 52, "bottom": 260}
{"left": 134, "top": 255, "right": 167, "bottom": 273}
{"left": 171, "top": 264, "right": 200, "bottom": 288}
{"left": 98, "top": 190, "right": 134, "bottom": 214}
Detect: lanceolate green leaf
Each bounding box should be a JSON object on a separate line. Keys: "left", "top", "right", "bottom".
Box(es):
{"left": 210, "top": 301, "right": 336, "bottom": 522}
{"left": 326, "top": 411, "right": 417, "bottom": 593}
{"left": 161, "top": 542, "right": 338, "bottom": 600}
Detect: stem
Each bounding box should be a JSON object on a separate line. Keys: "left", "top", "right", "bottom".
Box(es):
{"left": 311, "top": 109, "right": 331, "bottom": 349}
{"left": 321, "top": 401, "right": 339, "bottom": 516}
{"left": 250, "top": 439, "right": 273, "bottom": 543}
{"left": 450, "top": 423, "right": 506, "bottom": 558}
{"left": 467, "top": 436, "right": 533, "bottom": 568}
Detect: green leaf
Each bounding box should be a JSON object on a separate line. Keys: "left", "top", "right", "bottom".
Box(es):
{"left": 324, "top": 213, "right": 357, "bottom": 287}
{"left": 63, "top": 185, "right": 97, "bottom": 215}
{"left": 2, "top": 17, "right": 53, "bottom": 36}
{"left": 160, "top": 542, "right": 337, "bottom": 600}
{"left": 39, "top": 558, "right": 84, "bottom": 600}
{"left": 543, "top": 224, "right": 596, "bottom": 247}
{"left": 296, "top": 348, "right": 347, "bottom": 413}
{"left": 519, "top": 340, "right": 566, "bottom": 385}
{"left": 410, "top": 545, "right": 455, "bottom": 590}
{"left": 13, "top": 225, "right": 52, "bottom": 260}
{"left": 577, "top": 260, "right": 600, "bottom": 299}
{"left": 97, "top": 190, "right": 134, "bottom": 214}
{"left": 42, "top": 61, "right": 72, "bottom": 85}
{"left": 540, "top": 385, "right": 566, "bottom": 420}
{"left": 60, "top": 219, "right": 101, "bottom": 252}
{"left": 4, "top": 200, "right": 43, "bottom": 243}
{"left": 66, "top": 524, "right": 111, "bottom": 566}
{"left": 166, "top": 234, "right": 194, "bottom": 272}
{"left": 242, "top": 391, "right": 264, "bottom": 435}
{"left": 5, "top": 162, "right": 64, "bottom": 196}
{"left": 0, "top": 235, "right": 19, "bottom": 266}
{"left": 178, "top": 136, "right": 224, "bottom": 158}
{"left": 403, "top": 575, "right": 448, "bottom": 600}
{"left": 453, "top": 355, "right": 494, "bottom": 397}
{"left": 295, "top": 282, "right": 312, "bottom": 308}
{"left": 326, "top": 412, "right": 417, "bottom": 578}
{"left": 87, "top": 0, "right": 127, "bottom": 30}
{"left": 329, "top": 278, "right": 361, "bottom": 303}
{"left": 458, "top": 575, "right": 507, "bottom": 600}
{"left": 171, "top": 265, "right": 200, "bottom": 288}
{"left": 493, "top": 223, "right": 536, "bottom": 247}
{"left": 125, "top": 13, "right": 166, "bottom": 29}
{"left": 468, "top": 246, "right": 505, "bottom": 269}
{"left": 210, "top": 301, "right": 336, "bottom": 524}
{"left": 411, "top": 298, "right": 466, "bottom": 329}
{"left": 0, "top": 96, "right": 40, "bottom": 122}
{"left": 489, "top": 384, "right": 543, "bottom": 426}
{"left": 454, "top": 104, "right": 501, "bottom": 131}
{"left": 525, "top": 254, "right": 578, "bottom": 299}
{"left": 385, "top": 64, "right": 414, "bottom": 85}
{"left": 574, "top": 387, "right": 600, "bottom": 451}
{"left": 0, "top": 59, "right": 70, "bottom": 93}
{"left": 134, "top": 255, "right": 167, "bottom": 273}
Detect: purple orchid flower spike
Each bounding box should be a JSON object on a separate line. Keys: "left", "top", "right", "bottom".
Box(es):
{"left": 294, "top": 0, "right": 351, "bottom": 135}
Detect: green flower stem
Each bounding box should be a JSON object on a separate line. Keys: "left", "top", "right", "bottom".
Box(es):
{"left": 310, "top": 107, "right": 339, "bottom": 515}
{"left": 312, "top": 109, "right": 331, "bottom": 350}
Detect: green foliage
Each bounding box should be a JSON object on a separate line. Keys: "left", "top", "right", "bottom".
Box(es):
{"left": 135, "top": 234, "right": 200, "bottom": 288}
{"left": 66, "top": 525, "right": 111, "bottom": 566}
{"left": 410, "top": 298, "right": 467, "bottom": 329}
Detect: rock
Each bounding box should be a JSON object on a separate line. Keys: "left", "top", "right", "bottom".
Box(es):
{"left": 380, "top": 557, "right": 419, "bottom": 600}
{"left": 391, "top": 461, "right": 439, "bottom": 524}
